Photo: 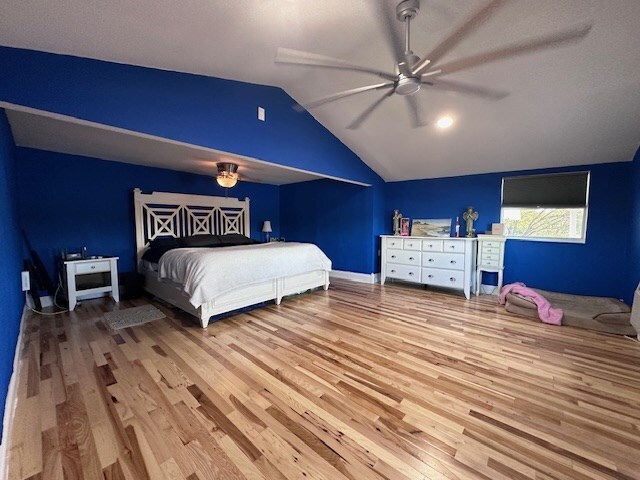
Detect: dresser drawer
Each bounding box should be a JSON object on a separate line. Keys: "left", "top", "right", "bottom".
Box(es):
{"left": 386, "top": 264, "right": 420, "bottom": 282}
{"left": 385, "top": 237, "right": 403, "bottom": 249}
{"left": 422, "top": 268, "right": 464, "bottom": 288}
{"left": 443, "top": 240, "right": 465, "bottom": 253}
{"left": 75, "top": 260, "right": 111, "bottom": 275}
{"left": 402, "top": 239, "right": 421, "bottom": 251}
{"left": 422, "top": 239, "right": 443, "bottom": 252}
{"left": 422, "top": 252, "right": 464, "bottom": 271}
{"left": 387, "top": 249, "right": 420, "bottom": 266}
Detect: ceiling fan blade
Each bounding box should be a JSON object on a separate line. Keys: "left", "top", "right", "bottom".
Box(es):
{"left": 405, "top": 95, "right": 427, "bottom": 128}
{"left": 346, "top": 89, "right": 395, "bottom": 130}
{"left": 422, "top": 78, "right": 509, "bottom": 100}
{"left": 422, "top": 23, "right": 592, "bottom": 77}
{"left": 413, "top": 0, "right": 509, "bottom": 75}
{"left": 275, "top": 48, "right": 397, "bottom": 81}
{"left": 303, "top": 83, "right": 395, "bottom": 110}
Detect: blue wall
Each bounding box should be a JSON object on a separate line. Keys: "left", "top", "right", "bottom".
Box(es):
{"left": 0, "top": 110, "right": 24, "bottom": 438}
{"left": 386, "top": 162, "right": 633, "bottom": 301}
{"left": 15, "top": 148, "right": 280, "bottom": 279}
{"left": 0, "top": 46, "right": 381, "bottom": 186}
{"left": 630, "top": 148, "right": 640, "bottom": 299}
{"left": 281, "top": 179, "right": 379, "bottom": 274}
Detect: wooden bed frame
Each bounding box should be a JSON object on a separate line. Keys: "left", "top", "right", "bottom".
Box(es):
{"left": 133, "top": 188, "right": 330, "bottom": 328}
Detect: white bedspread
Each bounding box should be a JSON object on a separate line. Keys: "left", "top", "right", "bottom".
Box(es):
{"left": 157, "top": 242, "right": 331, "bottom": 308}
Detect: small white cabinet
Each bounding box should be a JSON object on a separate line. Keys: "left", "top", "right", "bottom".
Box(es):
{"left": 381, "top": 235, "right": 477, "bottom": 299}
{"left": 64, "top": 256, "right": 120, "bottom": 310}
{"left": 475, "top": 235, "right": 506, "bottom": 295}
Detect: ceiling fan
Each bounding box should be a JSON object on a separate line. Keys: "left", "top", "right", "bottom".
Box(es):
{"left": 275, "top": 0, "right": 592, "bottom": 129}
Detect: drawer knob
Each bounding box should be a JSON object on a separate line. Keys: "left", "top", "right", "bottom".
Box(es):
{"left": 450, "top": 277, "right": 456, "bottom": 282}
{"left": 408, "top": 243, "right": 413, "bottom": 247}
{"left": 409, "top": 272, "right": 414, "bottom": 276}
{"left": 428, "top": 274, "right": 433, "bottom": 278}
{"left": 449, "top": 245, "right": 455, "bottom": 249}
{"left": 450, "top": 260, "right": 456, "bottom": 264}
{"left": 428, "top": 258, "right": 434, "bottom": 262}
{"left": 391, "top": 269, "right": 396, "bottom": 273}
{"left": 409, "top": 257, "right": 414, "bottom": 260}
{"left": 91, "top": 265, "right": 96, "bottom": 269}
{"left": 391, "top": 255, "right": 396, "bottom": 258}
{"left": 428, "top": 244, "right": 433, "bottom": 247}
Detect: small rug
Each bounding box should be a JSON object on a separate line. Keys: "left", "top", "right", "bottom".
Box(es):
{"left": 104, "top": 305, "right": 166, "bottom": 330}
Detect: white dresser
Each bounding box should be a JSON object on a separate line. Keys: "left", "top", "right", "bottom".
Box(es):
{"left": 475, "top": 235, "right": 506, "bottom": 295}
{"left": 380, "top": 235, "right": 477, "bottom": 299}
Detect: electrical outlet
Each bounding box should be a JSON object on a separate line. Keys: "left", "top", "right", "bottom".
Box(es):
{"left": 257, "top": 106, "right": 265, "bottom": 121}
{"left": 21, "top": 271, "right": 30, "bottom": 292}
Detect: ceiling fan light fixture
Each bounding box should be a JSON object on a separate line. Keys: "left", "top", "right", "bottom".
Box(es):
{"left": 216, "top": 162, "right": 239, "bottom": 188}
{"left": 395, "top": 75, "right": 421, "bottom": 95}
{"left": 436, "top": 115, "right": 454, "bottom": 129}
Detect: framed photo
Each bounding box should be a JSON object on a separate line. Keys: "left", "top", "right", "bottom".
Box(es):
{"left": 400, "top": 218, "right": 410, "bottom": 236}
{"left": 411, "top": 218, "right": 451, "bottom": 237}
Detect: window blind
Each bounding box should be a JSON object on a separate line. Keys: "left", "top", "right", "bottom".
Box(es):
{"left": 501, "top": 171, "right": 590, "bottom": 208}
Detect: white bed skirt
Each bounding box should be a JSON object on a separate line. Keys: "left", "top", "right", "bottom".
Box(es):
{"left": 143, "top": 269, "right": 329, "bottom": 327}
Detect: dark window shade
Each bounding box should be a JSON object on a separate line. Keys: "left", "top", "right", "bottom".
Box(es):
{"left": 502, "top": 171, "right": 589, "bottom": 208}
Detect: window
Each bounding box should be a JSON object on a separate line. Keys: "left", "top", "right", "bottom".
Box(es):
{"left": 500, "top": 171, "right": 590, "bottom": 243}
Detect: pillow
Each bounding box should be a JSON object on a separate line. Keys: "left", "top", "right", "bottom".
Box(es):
{"left": 181, "top": 234, "right": 221, "bottom": 248}
{"left": 218, "top": 233, "right": 259, "bottom": 246}
{"left": 142, "top": 236, "right": 182, "bottom": 263}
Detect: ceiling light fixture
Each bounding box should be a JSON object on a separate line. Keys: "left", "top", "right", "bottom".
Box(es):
{"left": 216, "top": 162, "right": 239, "bottom": 188}
{"left": 436, "top": 116, "right": 454, "bottom": 129}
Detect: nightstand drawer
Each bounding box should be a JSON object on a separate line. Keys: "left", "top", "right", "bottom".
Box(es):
{"left": 480, "top": 258, "right": 500, "bottom": 267}
{"left": 75, "top": 260, "right": 111, "bottom": 275}
{"left": 481, "top": 253, "right": 499, "bottom": 263}
{"left": 482, "top": 241, "right": 502, "bottom": 249}
{"left": 443, "top": 240, "right": 465, "bottom": 253}
{"left": 386, "top": 264, "right": 420, "bottom": 282}
{"left": 482, "top": 246, "right": 501, "bottom": 255}
{"left": 387, "top": 249, "right": 420, "bottom": 266}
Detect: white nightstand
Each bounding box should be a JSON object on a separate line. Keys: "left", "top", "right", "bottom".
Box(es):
{"left": 63, "top": 257, "right": 120, "bottom": 310}
{"left": 475, "top": 235, "right": 506, "bottom": 296}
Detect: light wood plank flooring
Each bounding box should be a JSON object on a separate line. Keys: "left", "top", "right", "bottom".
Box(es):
{"left": 6, "top": 279, "right": 640, "bottom": 480}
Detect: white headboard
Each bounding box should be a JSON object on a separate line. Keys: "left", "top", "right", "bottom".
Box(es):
{"left": 133, "top": 188, "right": 251, "bottom": 268}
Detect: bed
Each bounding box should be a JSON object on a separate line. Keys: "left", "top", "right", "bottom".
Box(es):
{"left": 133, "top": 188, "right": 331, "bottom": 327}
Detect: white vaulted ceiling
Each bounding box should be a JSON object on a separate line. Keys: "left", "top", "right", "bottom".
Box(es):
{"left": 0, "top": 0, "right": 639, "bottom": 181}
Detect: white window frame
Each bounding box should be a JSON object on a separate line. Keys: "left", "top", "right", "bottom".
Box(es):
{"left": 499, "top": 172, "right": 590, "bottom": 244}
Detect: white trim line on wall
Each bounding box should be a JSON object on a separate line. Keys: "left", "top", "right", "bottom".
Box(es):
{"left": 330, "top": 270, "right": 380, "bottom": 284}
{"left": 0, "top": 305, "right": 28, "bottom": 480}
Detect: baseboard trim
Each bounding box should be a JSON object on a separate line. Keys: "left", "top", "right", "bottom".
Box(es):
{"left": 0, "top": 304, "right": 28, "bottom": 480}
{"left": 330, "top": 270, "right": 379, "bottom": 284}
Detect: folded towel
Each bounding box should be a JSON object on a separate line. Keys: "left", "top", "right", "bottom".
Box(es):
{"left": 499, "top": 282, "right": 563, "bottom": 325}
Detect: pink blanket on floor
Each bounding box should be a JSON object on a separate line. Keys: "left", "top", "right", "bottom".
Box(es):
{"left": 499, "top": 282, "right": 563, "bottom": 325}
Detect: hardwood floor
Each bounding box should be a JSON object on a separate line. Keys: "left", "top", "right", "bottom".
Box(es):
{"left": 6, "top": 279, "right": 640, "bottom": 480}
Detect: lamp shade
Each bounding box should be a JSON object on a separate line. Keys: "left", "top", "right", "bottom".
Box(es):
{"left": 262, "top": 221, "right": 272, "bottom": 233}
{"left": 216, "top": 174, "right": 238, "bottom": 188}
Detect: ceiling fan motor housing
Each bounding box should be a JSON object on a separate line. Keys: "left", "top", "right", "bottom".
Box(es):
{"left": 396, "top": 75, "right": 421, "bottom": 95}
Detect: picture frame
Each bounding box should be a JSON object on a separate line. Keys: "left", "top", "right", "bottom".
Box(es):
{"left": 411, "top": 218, "right": 451, "bottom": 237}
{"left": 400, "top": 218, "right": 410, "bottom": 236}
